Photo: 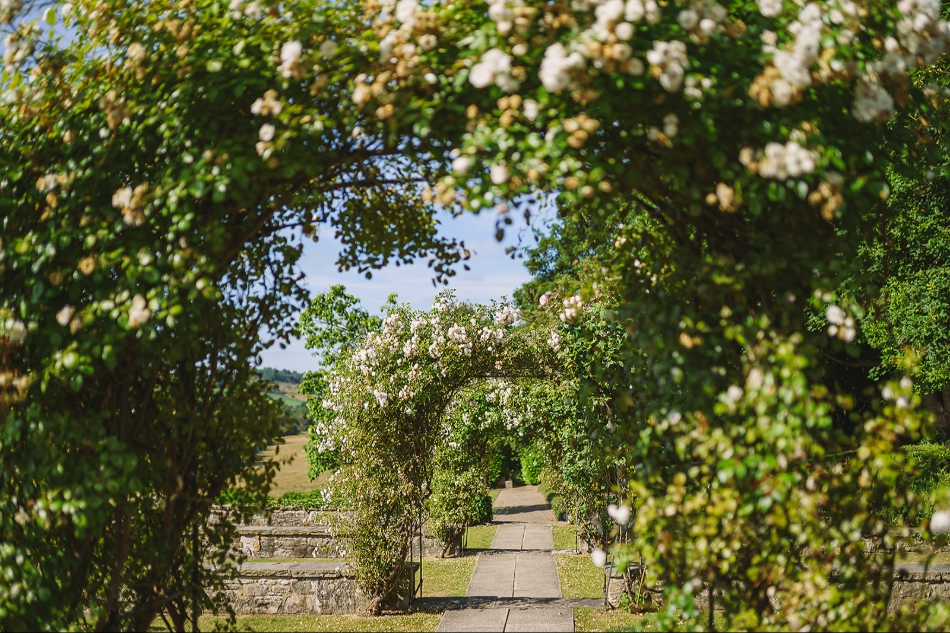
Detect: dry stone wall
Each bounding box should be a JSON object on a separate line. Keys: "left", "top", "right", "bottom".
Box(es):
{"left": 607, "top": 563, "right": 950, "bottom": 613}
{"left": 887, "top": 564, "right": 950, "bottom": 612}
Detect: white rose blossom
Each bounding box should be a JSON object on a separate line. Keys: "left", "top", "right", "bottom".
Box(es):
{"left": 56, "top": 305, "right": 75, "bottom": 327}
{"left": 278, "top": 40, "right": 302, "bottom": 77}
{"left": 128, "top": 294, "right": 151, "bottom": 328}
{"left": 469, "top": 48, "right": 518, "bottom": 91}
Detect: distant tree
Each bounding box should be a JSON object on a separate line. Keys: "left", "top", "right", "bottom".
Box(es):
{"left": 259, "top": 367, "right": 305, "bottom": 384}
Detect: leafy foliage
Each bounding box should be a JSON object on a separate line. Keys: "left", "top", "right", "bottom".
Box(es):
{"left": 297, "top": 285, "right": 387, "bottom": 480}
{"left": 518, "top": 444, "right": 543, "bottom": 485}
{"left": 273, "top": 490, "right": 330, "bottom": 510}
{"left": 862, "top": 174, "right": 950, "bottom": 396}
{"left": 6, "top": 0, "right": 950, "bottom": 629}
{"left": 869, "top": 443, "right": 950, "bottom": 526}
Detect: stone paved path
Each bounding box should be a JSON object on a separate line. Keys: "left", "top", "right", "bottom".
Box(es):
{"left": 436, "top": 486, "right": 573, "bottom": 632}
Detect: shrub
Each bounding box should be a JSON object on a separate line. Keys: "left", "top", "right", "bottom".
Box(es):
{"left": 864, "top": 442, "right": 950, "bottom": 526}
{"left": 276, "top": 491, "right": 328, "bottom": 510}
{"left": 519, "top": 444, "right": 544, "bottom": 485}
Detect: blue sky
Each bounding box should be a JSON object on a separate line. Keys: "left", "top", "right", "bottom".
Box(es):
{"left": 260, "top": 209, "right": 545, "bottom": 373}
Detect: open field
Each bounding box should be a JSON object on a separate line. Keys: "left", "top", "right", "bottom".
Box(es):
{"left": 271, "top": 392, "right": 307, "bottom": 409}
{"left": 272, "top": 381, "right": 309, "bottom": 403}
{"left": 256, "top": 433, "right": 330, "bottom": 497}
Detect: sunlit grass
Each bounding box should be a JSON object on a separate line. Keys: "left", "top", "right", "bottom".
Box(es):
{"left": 463, "top": 524, "right": 498, "bottom": 551}
{"left": 151, "top": 613, "right": 442, "bottom": 632}
{"left": 418, "top": 556, "right": 477, "bottom": 598}
{"left": 555, "top": 553, "right": 604, "bottom": 599}
{"left": 574, "top": 608, "right": 730, "bottom": 632}
{"left": 573, "top": 608, "right": 643, "bottom": 632}
{"left": 553, "top": 525, "right": 578, "bottom": 550}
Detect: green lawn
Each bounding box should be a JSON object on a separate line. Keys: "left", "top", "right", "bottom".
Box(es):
{"left": 553, "top": 525, "right": 578, "bottom": 550}
{"left": 463, "top": 524, "right": 498, "bottom": 551}
{"left": 574, "top": 608, "right": 643, "bottom": 632}
{"left": 270, "top": 392, "right": 307, "bottom": 408}
{"left": 159, "top": 613, "right": 441, "bottom": 632}
{"left": 489, "top": 489, "right": 502, "bottom": 503}
{"left": 419, "top": 555, "right": 477, "bottom": 598}
{"left": 555, "top": 553, "right": 604, "bottom": 599}
{"left": 574, "top": 608, "right": 730, "bottom": 632}
{"left": 894, "top": 551, "right": 950, "bottom": 565}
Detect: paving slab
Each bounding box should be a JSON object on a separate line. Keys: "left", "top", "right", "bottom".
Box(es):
{"left": 439, "top": 485, "right": 572, "bottom": 632}
{"left": 436, "top": 608, "right": 509, "bottom": 632}
{"left": 491, "top": 523, "right": 525, "bottom": 550}
{"left": 418, "top": 597, "right": 599, "bottom": 610}
{"left": 466, "top": 552, "right": 516, "bottom": 598}
{"left": 505, "top": 607, "right": 574, "bottom": 632}
{"left": 493, "top": 486, "right": 556, "bottom": 524}
{"left": 513, "top": 552, "right": 561, "bottom": 599}
{"left": 522, "top": 524, "right": 554, "bottom": 551}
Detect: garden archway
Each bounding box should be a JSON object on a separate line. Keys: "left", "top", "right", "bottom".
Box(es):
{"left": 312, "top": 291, "right": 566, "bottom": 613}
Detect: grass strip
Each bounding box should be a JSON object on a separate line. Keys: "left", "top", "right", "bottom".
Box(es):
{"left": 552, "top": 525, "right": 578, "bottom": 550}
{"left": 555, "top": 553, "right": 604, "bottom": 599}
{"left": 463, "top": 524, "right": 498, "bottom": 551}
{"left": 574, "top": 608, "right": 730, "bottom": 632}
{"left": 419, "top": 555, "right": 477, "bottom": 598}
{"left": 151, "top": 614, "right": 442, "bottom": 632}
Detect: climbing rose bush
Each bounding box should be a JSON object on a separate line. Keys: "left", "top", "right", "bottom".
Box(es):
{"left": 316, "top": 293, "right": 557, "bottom": 613}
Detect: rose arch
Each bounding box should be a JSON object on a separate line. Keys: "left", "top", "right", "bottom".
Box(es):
{"left": 311, "top": 291, "right": 563, "bottom": 613}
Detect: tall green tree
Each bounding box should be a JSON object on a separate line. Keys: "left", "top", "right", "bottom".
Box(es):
{"left": 296, "top": 285, "right": 385, "bottom": 478}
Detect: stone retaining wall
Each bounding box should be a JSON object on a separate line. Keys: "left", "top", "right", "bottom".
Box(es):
{"left": 225, "top": 508, "right": 462, "bottom": 559}
{"left": 234, "top": 526, "right": 343, "bottom": 559}
{"left": 605, "top": 563, "right": 950, "bottom": 613}
{"left": 888, "top": 564, "right": 950, "bottom": 611}
{"left": 220, "top": 561, "right": 417, "bottom": 615}
{"left": 243, "top": 509, "right": 334, "bottom": 527}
